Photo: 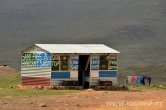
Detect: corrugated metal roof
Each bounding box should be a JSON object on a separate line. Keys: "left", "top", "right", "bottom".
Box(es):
{"left": 35, "top": 44, "right": 120, "bottom": 53}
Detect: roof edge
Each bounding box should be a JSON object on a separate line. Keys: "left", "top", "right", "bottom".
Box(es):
{"left": 22, "top": 44, "right": 120, "bottom": 54}
{"left": 21, "top": 44, "right": 50, "bottom": 53}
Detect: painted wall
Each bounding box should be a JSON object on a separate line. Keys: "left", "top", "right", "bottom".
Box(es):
{"left": 51, "top": 54, "right": 78, "bottom": 86}
{"left": 21, "top": 46, "right": 51, "bottom": 86}
{"left": 21, "top": 46, "right": 118, "bottom": 86}
{"left": 90, "top": 54, "right": 118, "bottom": 86}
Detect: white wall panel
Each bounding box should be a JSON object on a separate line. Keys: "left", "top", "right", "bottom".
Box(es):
{"left": 21, "top": 67, "right": 51, "bottom": 78}
{"left": 70, "top": 71, "right": 78, "bottom": 78}
{"left": 91, "top": 71, "right": 99, "bottom": 77}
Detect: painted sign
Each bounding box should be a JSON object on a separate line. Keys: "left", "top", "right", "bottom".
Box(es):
{"left": 22, "top": 53, "right": 51, "bottom": 67}
{"left": 70, "top": 55, "right": 78, "bottom": 70}
{"left": 109, "top": 54, "right": 117, "bottom": 70}
{"left": 51, "top": 55, "right": 60, "bottom": 71}
{"left": 91, "top": 55, "right": 99, "bottom": 70}
{"left": 22, "top": 53, "right": 36, "bottom": 67}
{"left": 36, "top": 53, "right": 51, "bottom": 67}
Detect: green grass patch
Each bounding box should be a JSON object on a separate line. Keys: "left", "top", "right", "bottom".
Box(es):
{"left": 0, "top": 73, "right": 20, "bottom": 88}
{"left": 128, "top": 85, "right": 166, "bottom": 91}
{"left": 0, "top": 89, "right": 78, "bottom": 96}
{"left": 0, "top": 73, "right": 79, "bottom": 96}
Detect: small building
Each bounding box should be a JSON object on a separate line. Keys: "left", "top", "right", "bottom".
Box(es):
{"left": 21, "top": 44, "right": 120, "bottom": 88}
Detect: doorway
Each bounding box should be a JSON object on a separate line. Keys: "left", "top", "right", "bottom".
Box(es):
{"left": 78, "top": 55, "right": 90, "bottom": 89}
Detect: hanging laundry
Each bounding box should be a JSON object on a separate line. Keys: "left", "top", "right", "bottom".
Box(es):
{"left": 127, "top": 76, "right": 132, "bottom": 83}
{"left": 142, "top": 76, "right": 151, "bottom": 86}
{"left": 136, "top": 76, "right": 142, "bottom": 84}
{"left": 132, "top": 75, "right": 137, "bottom": 83}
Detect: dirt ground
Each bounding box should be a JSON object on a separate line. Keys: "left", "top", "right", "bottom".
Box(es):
{"left": 0, "top": 90, "right": 166, "bottom": 110}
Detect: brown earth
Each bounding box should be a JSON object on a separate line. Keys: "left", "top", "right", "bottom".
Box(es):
{"left": 0, "top": 90, "right": 166, "bottom": 110}
{"left": 0, "top": 65, "right": 17, "bottom": 76}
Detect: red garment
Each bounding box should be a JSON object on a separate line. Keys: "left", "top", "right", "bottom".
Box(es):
{"left": 132, "top": 75, "right": 137, "bottom": 83}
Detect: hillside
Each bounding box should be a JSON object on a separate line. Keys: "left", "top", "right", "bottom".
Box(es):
{"left": 0, "top": 65, "right": 17, "bottom": 76}
{"left": 0, "top": 0, "right": 166, "bottom": 69}
{"left": 118, "top": 65, "right": 166, "bottom": 85}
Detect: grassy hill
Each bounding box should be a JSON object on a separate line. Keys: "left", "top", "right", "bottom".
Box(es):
{"left": 0, "top": 0, "right": 166, "bottom": 70}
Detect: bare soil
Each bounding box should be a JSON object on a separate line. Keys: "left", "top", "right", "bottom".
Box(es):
{"left": 0, "top": 90, "right": 166, "bottom": 110}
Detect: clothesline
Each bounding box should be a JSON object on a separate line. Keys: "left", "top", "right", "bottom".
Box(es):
{"left": 126, "top": 75, "right": 151, "bottom": 86}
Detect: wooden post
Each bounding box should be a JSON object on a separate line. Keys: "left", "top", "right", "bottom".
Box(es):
{"left": 89, "top": 54, "right": 92, "bottom": 88}
{"left": 85, "top": 56, "right": 90, "bottom": 71}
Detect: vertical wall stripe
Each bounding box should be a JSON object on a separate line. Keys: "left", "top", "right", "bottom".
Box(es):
{"left": 91, "top": 71, "right": 99, "bottom": 77}
{"left": 70, "top": 71, "right": 78, "bottom": 78}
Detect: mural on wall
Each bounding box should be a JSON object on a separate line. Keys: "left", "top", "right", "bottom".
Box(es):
{"left": 36, "top": 53, "right": 51, "bottom": 67}
{"left": 109, "top": 54, "right": 117, "bottom": 70}
{"left": 70, "top": 55, "right": 78, "bottom": 70}
{"left": 51, "top": 55, "right": 60, "bottom": 71}
{"left": 91, "top": 55, "right": 99, "bottom": 70}
{"left": 22, "top": 53, "right": 36, "bottom": 67}
{"left": 22, "top": 53, "right": 51, "bottom": 67}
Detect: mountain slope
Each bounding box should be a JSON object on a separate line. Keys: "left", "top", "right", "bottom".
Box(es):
{"left": 0, "top": 0, "right": 166, "bottom": 69}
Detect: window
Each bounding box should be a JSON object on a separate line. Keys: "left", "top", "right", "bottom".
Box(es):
{"left": 99, "top": 55, "right": 108, "bottom": 70}
{"left": 60, "top": 56, "right": 69, "bottom": 70}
